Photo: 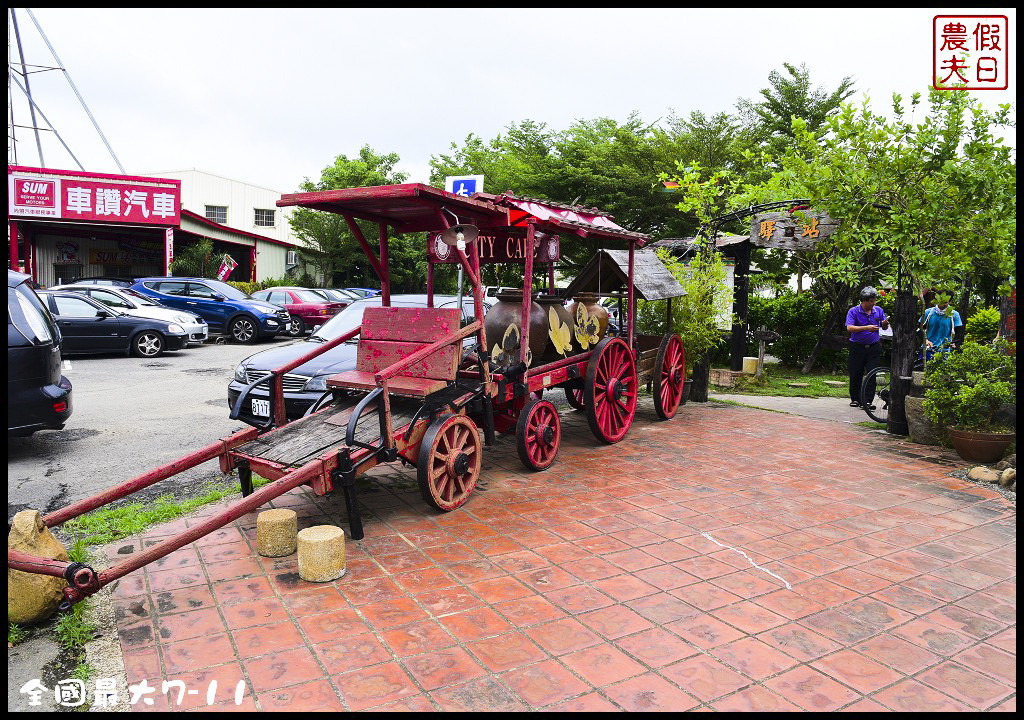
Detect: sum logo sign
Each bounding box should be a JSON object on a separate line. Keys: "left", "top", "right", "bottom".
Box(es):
{"left": 15, "top": 179, "right": 57, "bottom": 208}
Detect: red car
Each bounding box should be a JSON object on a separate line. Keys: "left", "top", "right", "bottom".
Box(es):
{"left": 250, "top": 287, "right": 347, "bottom": 337}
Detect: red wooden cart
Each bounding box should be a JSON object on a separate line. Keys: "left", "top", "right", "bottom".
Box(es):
{"left": 8, "top": 184, "right": 687, "bottom": 610}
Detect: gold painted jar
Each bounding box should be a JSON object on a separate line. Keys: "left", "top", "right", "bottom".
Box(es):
{"left": 484, "top": 290, "right": 548, "bottom": 366}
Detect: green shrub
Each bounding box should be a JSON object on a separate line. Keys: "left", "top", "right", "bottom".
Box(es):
{"left": 923, "top": 340, "right": 1016, "bottom": 431}
{"left": 227, "top": 281, "right": 259, "bottom": 296}
{"left": 966, "top": 306, "right": 1000, "bottom": 344}
{"left": 746, "top": 290, "right": 839, "bottom": 367}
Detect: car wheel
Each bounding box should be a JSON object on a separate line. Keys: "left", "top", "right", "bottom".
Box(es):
{"left": 131, "top": 330, "right": 165, "bottom": 358}
{"left": 286, "top": 316, "right": 305, "bottom": 337}
{"left": 230, "top": 316, "right": 258, "bottom": 344}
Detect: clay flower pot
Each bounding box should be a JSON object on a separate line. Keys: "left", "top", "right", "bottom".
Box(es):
{"left": 947, "top": 428, "right": 1015, "bottom": 464}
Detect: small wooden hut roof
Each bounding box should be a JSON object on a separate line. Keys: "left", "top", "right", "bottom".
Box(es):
{"left": 563, "top": 249, "right": 685, "bottom": 301}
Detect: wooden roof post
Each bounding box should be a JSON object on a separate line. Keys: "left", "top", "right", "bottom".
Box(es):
{"left": 521, "top": 220, "right": 536, "bottom": 365}
{"left": 379, "top": 223, "right": 390, "bottom": 307}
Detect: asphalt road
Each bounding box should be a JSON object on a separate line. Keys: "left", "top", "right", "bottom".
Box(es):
{"left": 7, "top": 334, "right": 304, "bottom": 523}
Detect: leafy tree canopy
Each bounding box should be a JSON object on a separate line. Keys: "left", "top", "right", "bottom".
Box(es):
{"left": 289, "top": 146, "right": 428, "bottom": 291}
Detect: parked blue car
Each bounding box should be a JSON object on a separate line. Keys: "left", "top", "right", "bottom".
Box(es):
{"left": 130, "top": 277, "right": 291, "bottom": 343}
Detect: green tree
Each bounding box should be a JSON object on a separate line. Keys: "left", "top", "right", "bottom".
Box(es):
{"left": 737, "top": 62, "right": 855, "bottom": 162}
{"left": 735, "top": 87, "right": 1016, "bottom": 432}
{"left": 169, "top": 237, "right": 215, "bottom": 278}
{"left": 429, "top": 115, "right": 696, "bottom": 285}
{"left": 290, "top": 145, "right": 424, "bottom": 289}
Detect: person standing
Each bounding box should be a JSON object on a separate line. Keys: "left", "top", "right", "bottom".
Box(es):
{"left": 846, "top": 286, "right": 890, "bottom": 407}
{"left": 920, "top": 290, "right": 962, "bottom": 359}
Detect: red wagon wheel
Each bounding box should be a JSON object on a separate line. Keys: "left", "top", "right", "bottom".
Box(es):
{"left": 585, "top": 337, "right": 637, "bottom": 444}
{"left": 516, "top": 398, "right": 561, "bottom": 471}
{"left": 564, "top": 383, "right": 585, "bottom": 411}
{"left": 417, "top": 414, "right": 481, "bottom": 512}
{"left": 653, "top": 333, "right": 686, "bottom": 420}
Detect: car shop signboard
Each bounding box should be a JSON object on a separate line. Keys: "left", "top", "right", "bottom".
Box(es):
{"left": 8, "top": 167, "right": 181, "bottom": 226}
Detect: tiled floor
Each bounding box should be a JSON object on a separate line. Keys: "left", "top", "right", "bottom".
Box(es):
{"left": 107, "top": 398, "right": 1016, "bottom": 712}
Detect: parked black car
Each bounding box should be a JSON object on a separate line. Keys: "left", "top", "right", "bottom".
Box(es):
{"left": 36, "top": 290, "right": 189, "bottom": 358}
{"left": 8, "top": 270, "right": 73, "bottom": 436}
{"left": 228, "top": 294, "right": 492, "bottom": 427}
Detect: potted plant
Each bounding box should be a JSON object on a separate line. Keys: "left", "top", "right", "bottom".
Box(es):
{"left": 923, "top": 339, "right": 1016, "bottom": 463}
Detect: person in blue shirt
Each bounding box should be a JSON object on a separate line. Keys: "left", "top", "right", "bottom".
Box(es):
{"left": 920, "top": 290, "right": 962, "bottom": 359}
{"left": 846, "top": 286, "right": 889, "bottom": 408}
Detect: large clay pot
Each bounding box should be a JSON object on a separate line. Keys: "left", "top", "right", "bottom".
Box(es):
{"left": 947, "top": 428, "right": 1015, "bottom": 464}
{"left": 567, "top": 293, "right": 609, "bottom": 343}
{"left": 484, "top": 290, "right": 548, "bottom": 366}
{"left": 536, "top": 294, "right": 576, "bottom": 359}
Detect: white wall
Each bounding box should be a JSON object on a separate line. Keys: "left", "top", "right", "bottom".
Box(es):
{"left": 146, "top": 169, "right": 299, "bottom": 247}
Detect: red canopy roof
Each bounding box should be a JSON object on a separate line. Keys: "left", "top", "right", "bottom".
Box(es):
{"left": 277, "top": 183, "right": 648, "bottom": 245}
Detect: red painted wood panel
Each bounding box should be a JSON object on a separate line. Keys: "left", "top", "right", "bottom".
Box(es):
{"left": 361, "top": 306, "right": 461, "bottom": 343}
{"left": 327, "top": 371, "right": 446, "bottom": 397}
{"left": 356, "top": 339, "right": 459, "bottom": 380}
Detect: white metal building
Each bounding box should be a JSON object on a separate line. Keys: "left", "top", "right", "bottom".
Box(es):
{"left": 142, "top": 168, "right": 312, "bottom": 283}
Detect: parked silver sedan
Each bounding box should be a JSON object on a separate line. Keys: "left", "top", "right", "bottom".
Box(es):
{"left": 50, "top": 285, "right": 209, "bottom": 345}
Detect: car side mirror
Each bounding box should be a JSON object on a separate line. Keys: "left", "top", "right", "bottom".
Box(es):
{"left": 96, "top": 310, "right": 111, "bottom": 319}
{"left": 211, "top": 293, "right": 225, "bottom": 301}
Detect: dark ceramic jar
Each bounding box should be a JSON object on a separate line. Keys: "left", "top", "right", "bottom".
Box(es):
{"left": 484, "top": 289, "right": 548, "bottom": 366}
{"left": 567, "top": 293, "right": 609, "bottom": 341}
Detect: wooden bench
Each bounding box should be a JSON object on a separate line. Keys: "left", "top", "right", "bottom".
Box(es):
{"left": 327, "top": 306, "right": 463, "bottom": 398}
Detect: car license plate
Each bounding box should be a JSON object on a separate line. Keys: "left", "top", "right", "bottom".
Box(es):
{"left": 251, "top": 399, "right": 270, "bottom": 417}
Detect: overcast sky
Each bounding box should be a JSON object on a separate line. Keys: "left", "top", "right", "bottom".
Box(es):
{"left": 8, "top": 8, "right": 1016, "bottom": 192}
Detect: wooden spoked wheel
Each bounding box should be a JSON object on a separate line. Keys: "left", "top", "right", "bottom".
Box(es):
{"left": 653, "top": 333, "right": 686, "bottom": 420}
{"left": 417, "top": 414, "right": 481, "bottom": 512}
{"left": 516, "top": 398, "right": 562, "bottom": 471}
{"left": 564, "top": 382, "right": 585, "bottom": 411}
{"left": 585, "top": 337, "right": 637, "bottom": 444}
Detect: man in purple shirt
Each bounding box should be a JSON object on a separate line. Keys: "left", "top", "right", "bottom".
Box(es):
{"left": 846, "top": 287, "right": 890, "bottom": 407}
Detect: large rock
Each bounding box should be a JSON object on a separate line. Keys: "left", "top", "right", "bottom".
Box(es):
{"left": 8, "top": 510, "right": 69, "bottom": 625}
{"left": 967, "top": 466, "right": 1000, "bottom": 484}
{"left": 905, "top": 396, "right": 945, "bottom": 446}
{"left": 999, "top": 468, "right": 1016, "bottom": 488}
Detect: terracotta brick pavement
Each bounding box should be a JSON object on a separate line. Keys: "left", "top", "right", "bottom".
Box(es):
{"left": 106, "top": 398, "right": 1016, "bottom": 711}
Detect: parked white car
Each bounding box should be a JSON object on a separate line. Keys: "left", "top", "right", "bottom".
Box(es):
{"left": 50, "top": 285, "right": 209, "bottom": 345}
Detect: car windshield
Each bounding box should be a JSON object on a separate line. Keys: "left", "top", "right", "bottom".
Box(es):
{"left": 121, "top": 288, "right": 160, "bottom": 305}
{"left": 293, "top": 289, "right": 329, "bottom": 303}
{"left": 198, "top": 280, "right": 248, "bottom": 300}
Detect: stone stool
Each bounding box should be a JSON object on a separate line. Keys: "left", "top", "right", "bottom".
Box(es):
{"left": 256, "top": 509, "right": 297, "bottom": 558}
{"left": 297, "top": 525, "right": 346, "bottom": 582}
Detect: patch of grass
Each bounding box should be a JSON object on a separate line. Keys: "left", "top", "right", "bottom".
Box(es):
{"left": 71, "top": 659, "right": 93, "bottom": 681}
{"left": 856, "top": 421, "right": 888, "bottom": 430}
{"left": 64, "top": 475, "right": 271, "bottom": 548}
{"left": 9, "top": 622, "right": 29, "bottom": 646}
{"left": 715, "top": 364, "right": 849, "bottom": 398}
{"left": 54, "top": 600, "right": 95, "bottom": 650}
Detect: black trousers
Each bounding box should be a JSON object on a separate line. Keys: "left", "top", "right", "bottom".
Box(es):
{"left": 848, "top": 342, "right": 881, "bottom": 402}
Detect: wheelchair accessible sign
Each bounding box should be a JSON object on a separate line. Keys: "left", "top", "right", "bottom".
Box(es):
{"left": 445, "top": 175, "right": 484, "bottom": 197}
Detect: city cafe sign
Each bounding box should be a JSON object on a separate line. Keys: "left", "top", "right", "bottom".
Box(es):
{"left": 427, "top": 230, "right": 560, "bottom": 264}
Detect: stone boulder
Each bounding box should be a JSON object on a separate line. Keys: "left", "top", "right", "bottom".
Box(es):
{"left": 8, "top": 510, "right": 69, "bottom": 625}
{"left": 905, "top": 396, "right": 945, "bottom": 446}
{"left": 999, "top": 468, "right": 1016, "bottom": 488}
{"left": 967, "top": 466, "right": 1000, "bottom": 484}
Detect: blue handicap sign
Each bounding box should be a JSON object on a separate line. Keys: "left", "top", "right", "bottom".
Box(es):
{"left": 452, "top": 178, "right": 477, "bottom": 196}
